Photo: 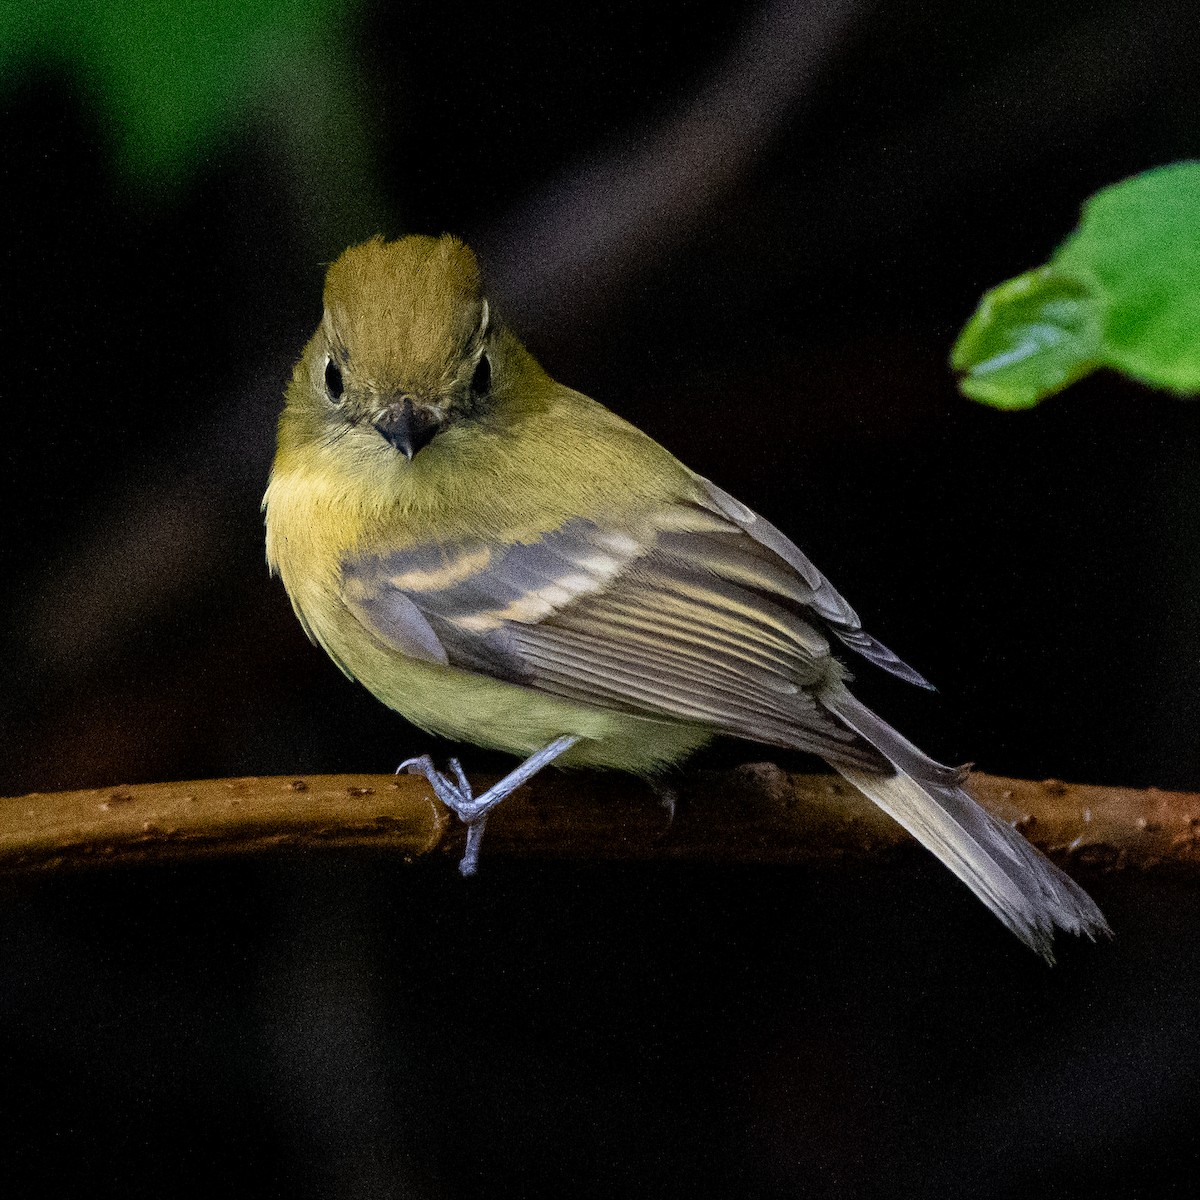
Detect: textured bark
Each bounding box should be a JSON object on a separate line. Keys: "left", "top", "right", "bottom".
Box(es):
{"left": 0, "top": 767, "right": 1196, "bottom": 876}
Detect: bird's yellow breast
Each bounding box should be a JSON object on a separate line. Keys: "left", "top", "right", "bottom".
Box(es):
{"left": 263, "top": 385, "right": 711, "bottom": 772}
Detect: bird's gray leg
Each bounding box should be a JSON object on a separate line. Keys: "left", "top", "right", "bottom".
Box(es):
{"left": 654, "top": 783, "right": 679, "bottom": 827}
{"left": 398, "top": 735, "right": 580, "bottom": 876}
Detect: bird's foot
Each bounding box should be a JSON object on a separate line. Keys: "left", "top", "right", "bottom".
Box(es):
{"left": 397, "top": 736, "right": 582, "bottom": 877}
{"left": 398, "top": 755, "right": 488, "bottom": 876}
{"left": 397, "top": 754, "right": 476, "bottom": 817}
{"left": 655, "top": 783, "right": 679, "bottom": 827}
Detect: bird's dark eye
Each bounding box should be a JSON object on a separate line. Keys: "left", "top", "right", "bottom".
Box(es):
{"left": 470, "top": 353, "right": 491, "bottom": 396}
{"left": 324, "top": 358, "right": 344, "bottom": 401}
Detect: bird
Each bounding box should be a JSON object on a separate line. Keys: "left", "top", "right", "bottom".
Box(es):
{"left": 264, "top": 233, "right": 1109, "bottom": 960}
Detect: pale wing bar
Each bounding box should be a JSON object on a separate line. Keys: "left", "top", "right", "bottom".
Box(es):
{"left": 340, "top": 517, "right": 886, "bottom": 768}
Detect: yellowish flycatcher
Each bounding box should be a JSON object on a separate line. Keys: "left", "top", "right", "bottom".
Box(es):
{"left": 264, "top": 234, "right": 1108, "bottom": 959}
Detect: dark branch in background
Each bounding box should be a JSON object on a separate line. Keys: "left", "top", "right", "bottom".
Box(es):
{"left": 2, "top": 768, "right": 1197, "bottom": 875}
{"left": 481, "top": 0, "right": 868, "bottom": 336}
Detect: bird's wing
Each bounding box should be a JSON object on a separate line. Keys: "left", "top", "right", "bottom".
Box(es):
{"left": 695, "top": 477, "right": 932, "bottom": 688}
{"left": 340, "top": 495, "right": 918, "bottom": 769}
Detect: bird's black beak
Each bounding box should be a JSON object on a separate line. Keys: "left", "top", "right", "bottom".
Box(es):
{"left": 372, "top": 398, "right": 441, "bottom": 461}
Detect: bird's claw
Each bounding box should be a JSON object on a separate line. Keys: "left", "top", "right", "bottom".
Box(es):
{"left": 656, "top": 784, "right": 679, "bottom": 827}
{"left": 397, "top": 756, "right": 490, "bottom": 874}
{"left": 397, "top": 754, "right": 479, "bottom": 819}
{"left": 395, "top": 736, "right": 581, "bottom": 877}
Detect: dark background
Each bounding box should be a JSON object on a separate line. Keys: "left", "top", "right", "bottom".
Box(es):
{"left": 2, "top": 0, "right": 1200, "bottom": 1195}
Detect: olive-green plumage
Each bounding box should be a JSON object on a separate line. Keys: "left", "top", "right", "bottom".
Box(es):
{"left": 265, "top": 233, "right": 1109, "bottom": 958}
{"left": 266, "top": 235, "right": 715, "bottom": 771}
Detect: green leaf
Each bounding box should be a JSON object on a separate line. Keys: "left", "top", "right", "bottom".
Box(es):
{"left": 1055, "top": 162, "right": 1200, "bottom": 395}
{"left": 953, "top": 161, "right": 1200, "bottom": 409}
{"left": 0, "top": 0, "right": 356, "bottom": 184}
{"left": 951, "top": 266, "right": 1101, "bottom": 410}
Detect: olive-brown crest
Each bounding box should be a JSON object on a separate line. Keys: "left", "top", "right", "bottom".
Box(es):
{"left": 322, "top": 234, "right": 485, "bottom": 396}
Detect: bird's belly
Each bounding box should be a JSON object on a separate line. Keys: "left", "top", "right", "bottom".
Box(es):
{"left": 322, "top": 609, "right": 711, "bottom": 773}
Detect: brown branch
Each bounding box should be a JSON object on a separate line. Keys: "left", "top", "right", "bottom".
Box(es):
{"left": 1, "top": 767, "right": 1198, "bottom": 877}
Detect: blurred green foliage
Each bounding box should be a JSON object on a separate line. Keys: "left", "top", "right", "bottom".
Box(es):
{"left": 953, "top": 161, "right": 1200, "bottom": 409}
{"left": 0, "top": 0, "right": 355, "bottom": 182}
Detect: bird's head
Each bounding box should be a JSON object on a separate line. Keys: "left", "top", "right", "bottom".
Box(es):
{"left": 281, "top": 234, "right": 499, "bottom": 467}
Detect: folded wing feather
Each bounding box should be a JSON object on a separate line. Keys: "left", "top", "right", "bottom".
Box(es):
{"left": 339, "top": 503, "right": 898, "bottom": 769}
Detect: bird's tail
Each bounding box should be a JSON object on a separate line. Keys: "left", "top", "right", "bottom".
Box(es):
{"left": 824, "top": 689, "right": 1110, "bottom": 961}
